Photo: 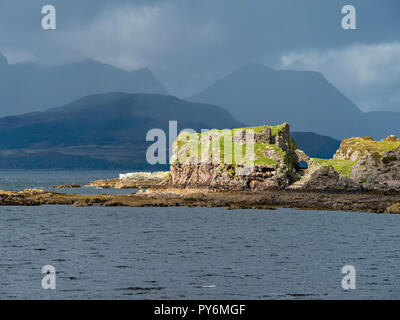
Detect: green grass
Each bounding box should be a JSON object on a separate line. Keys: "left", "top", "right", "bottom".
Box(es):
{"left": 339, "top": 136, "right": 400, "bottom": 159}
{"left": 312, "top": 158, "right": 356, "bottom": 177}
{"left": 172, "top": 123, "right": 294, "bottom": 168}
{"left": 270, "top": 123, "right": 288, "bottom": 137}
{"left": 313, "top": 136, "right": 400, "bottom": 177}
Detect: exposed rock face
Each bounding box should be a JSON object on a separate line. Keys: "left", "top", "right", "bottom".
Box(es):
{"left": 351, "top": 150, "right": 400, "bottom": 191}
{"left": 170, "top": 123, "right": 300, "bottom": 190}
{"left": 295, "top": 149, "right": 309, "bottom": 164}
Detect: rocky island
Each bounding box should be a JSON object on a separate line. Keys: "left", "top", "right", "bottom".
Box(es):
{"left": 3, "top": 123, "right": 400, "bottom": 213}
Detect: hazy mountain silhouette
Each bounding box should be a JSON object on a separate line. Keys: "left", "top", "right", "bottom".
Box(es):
{"left": 0, "top": 53, "right": 167, "bottom": 116}
{"left": 0, "top": 92, "right": 242, "bottom": 169}
{"left": 190, "top": 63, "right": 400, "bottom": 140}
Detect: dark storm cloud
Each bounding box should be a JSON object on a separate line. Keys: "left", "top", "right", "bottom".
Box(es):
{"left": 0, "top": 0, "right": 399, "bottom": 109}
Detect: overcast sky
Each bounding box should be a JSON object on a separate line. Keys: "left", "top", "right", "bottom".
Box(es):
{"left": 0, "top": 0, "right": 399, "bottom": 111}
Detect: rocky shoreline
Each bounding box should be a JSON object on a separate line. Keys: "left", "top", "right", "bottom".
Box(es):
{"left": 0, "top": 187, "right": 400, "bottom": 214}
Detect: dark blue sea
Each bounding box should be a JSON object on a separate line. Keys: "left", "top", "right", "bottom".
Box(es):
{"left": 0, "top": 170, "right": 399, "bottom": 299}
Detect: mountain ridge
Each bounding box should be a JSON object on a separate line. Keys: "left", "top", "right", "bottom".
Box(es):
{"left": 0, "top": 56, "right": 168, "bottom": 116}
{"left": 190, "top": 63, "right": 399, "bottom": 140}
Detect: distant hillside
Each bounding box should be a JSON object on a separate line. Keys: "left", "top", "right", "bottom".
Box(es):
{"left": 291, "top": 132, "right": 340, "bottom": 159}
{"left": 0, "top": 93, "right": 242, "bottom": 169}
{"left": 0, "top": 53, "right": 167, "bottom": 116}
{"left": 190, "top": 63, "right": 400, "bottom": 140}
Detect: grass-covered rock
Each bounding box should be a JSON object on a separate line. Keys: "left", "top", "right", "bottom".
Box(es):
{"left": 305, "top": 135, "right": 400, "bottom": 191}
{"left": 312, "top": 158, "right": 355, "bottom": 178}
{"left": 170, "top": 123, "right": 300, "bottom": 189}
{"left": 334, "top": 136, "right": 400, "bottom": 162}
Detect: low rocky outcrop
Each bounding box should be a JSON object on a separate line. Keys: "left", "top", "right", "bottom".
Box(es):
{"left": 334, "top": 136, "right": 400, "bottom": 160}
{"left": 116, "top": 172, "right": 171, "bottom": 188}
{"left": 334, "top": 136, "right": 400, "bottom": 191}
{"left": 291, "top": 135, "right": 400, "bottom": 191}
{"left": 88, "top": 171, "right": 170, "bottom": 189}
{"left": 170, "top": 123, "right": 301, "bottom": 190}
{"left": 53, "top": 184, "right": 82, "bottom": 189}
{"left": 386, "top": 203, "right": 400, "bottom": 214}
{"left": 87, "top": 178, "right": 120, "bottom": 189}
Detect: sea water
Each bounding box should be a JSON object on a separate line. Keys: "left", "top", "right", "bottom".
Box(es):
{"left": 0, "top": 170, "right": 399, "bottom": 299}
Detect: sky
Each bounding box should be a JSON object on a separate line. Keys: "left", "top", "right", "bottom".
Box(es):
{"left": 0, "top": 0, "right": 399, "bottom": 111}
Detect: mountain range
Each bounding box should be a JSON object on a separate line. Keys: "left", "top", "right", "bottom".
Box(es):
{"left": 0, "top": 58, "right": 395, "bottom": 168}
{"left": 0, "top": 53, "right": 167, "bottom": 116}
{"left": 190, "top": 63, "right": 400, "bottom": 140}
